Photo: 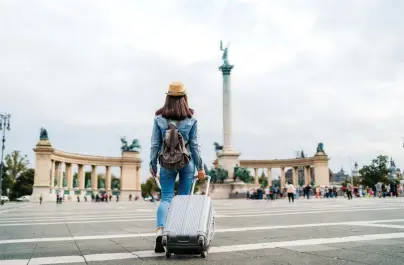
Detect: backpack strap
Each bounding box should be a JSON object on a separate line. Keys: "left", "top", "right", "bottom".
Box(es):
{"left": 167, "top": 119, "right": 178, "bottom": 127}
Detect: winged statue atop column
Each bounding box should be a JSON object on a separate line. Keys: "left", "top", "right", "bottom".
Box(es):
{"left": 220, "top": 40, "right": 230, "bottom": 66}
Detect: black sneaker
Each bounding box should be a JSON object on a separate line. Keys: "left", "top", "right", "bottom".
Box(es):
{"left": 154, "top": 228, "right": 165, "bottom": 253}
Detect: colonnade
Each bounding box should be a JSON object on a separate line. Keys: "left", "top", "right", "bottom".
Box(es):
{"left": 239, "top": 151, "right": 329, "bottom": 188}
{"left": 250, "top": 166, "right": 312, "bottom": 188}
{"left": 50, "top": 161, "right": 120, "bottom": 196}
{"left": 32, "top": 139, "right": 142, "bottom": 202}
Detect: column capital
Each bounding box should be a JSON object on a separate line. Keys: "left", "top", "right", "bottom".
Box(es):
{"left": 219, "top": 64, "right": 234, "bottom": 75}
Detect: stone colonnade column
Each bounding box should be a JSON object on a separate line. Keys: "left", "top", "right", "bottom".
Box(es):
{"left": 304, "top": 166, "right": 311, "bottom": 185}
{"left": 78, "top": 164, "right": 85, "bottom": 191}
{"left": 57, "top": 162, "right": 63, "bottom": 188}
{"left": 50, "top": 160, "right": 56, "bottom": 190}
{"left": 292, "top": 167, "right": 298, "bottom": 186}
{"left": 254, "top": 168, "right": 259, "bottom": 184}
{"left": 66, "top": 163, "right": 73, "bottom": 191}
{"left": 280, "top": 167, "right": 285, "bottom": 188}
{"left": 91, "top": 165, "right": 97, "bottom": 190}
{"left": 106, "top": 166, "right": 111, "bottom": 192}
{"left": 267, "top": 168, "right": 272, "bottom": 186}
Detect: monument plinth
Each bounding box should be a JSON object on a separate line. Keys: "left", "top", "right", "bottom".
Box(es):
{"left": 313, "top": 143, "right": 330, "bottom": 187}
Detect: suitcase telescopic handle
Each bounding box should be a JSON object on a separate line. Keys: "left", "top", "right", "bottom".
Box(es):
{"left": 190, "top": 175, "right": 211, "bottom": 196}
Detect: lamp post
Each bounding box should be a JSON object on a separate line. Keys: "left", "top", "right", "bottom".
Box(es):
{"left": 0, "top": 113, "right": 11, "bottom": 204}
{"left": 347, "top": 156, "right": 356, "bottom": 187}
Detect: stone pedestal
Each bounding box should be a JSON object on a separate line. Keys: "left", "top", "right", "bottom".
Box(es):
{"left": 31, "top": 140, "right": 55, "bottom": 202}
{"left": 217, "top": 150, "right": 240, "bottom": 180}
{"left": 313, "top": 151, "right": 329, "bottom": 186}
{"left": 120, "top": 151, "right": 142, "bottom": 201}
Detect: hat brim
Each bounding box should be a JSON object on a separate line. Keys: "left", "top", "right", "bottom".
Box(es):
{"left": 166, "top": 91, "right": 187, "bottom": 96}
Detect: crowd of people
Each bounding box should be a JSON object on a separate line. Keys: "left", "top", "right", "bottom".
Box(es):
{"left": 53, "top": 192, "right": 141, "bottom": 204}
{"left": 247, "top": 181, "right": 404, "bottom": 202}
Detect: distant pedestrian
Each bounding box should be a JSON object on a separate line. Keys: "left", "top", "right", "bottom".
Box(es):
{"left": 39, "top": 194, "right": 43, "bottom": 205}
{"left": 286, "top": 182, "right": 295, "bottom": 203}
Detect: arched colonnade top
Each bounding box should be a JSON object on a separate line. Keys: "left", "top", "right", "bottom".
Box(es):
{"left": 236, "top": 152, "right": 330, "bottom": 188}
{"left": 32, "top": 139, "right": 142, "bottom": 201}
{"left": 51, "top": 149, "right": 141, "bottom": 168}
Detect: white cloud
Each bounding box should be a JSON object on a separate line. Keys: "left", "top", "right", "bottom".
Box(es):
{"left": 1, "top": 0, "right": 404, "bottom": 181}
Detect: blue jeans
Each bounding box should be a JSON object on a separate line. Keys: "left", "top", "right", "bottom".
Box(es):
{"left": 157, "top": 161, "right": 195, "bottom": 228}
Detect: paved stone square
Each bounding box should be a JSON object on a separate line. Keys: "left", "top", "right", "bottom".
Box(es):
{"left": 0, "top": 197, "right": 404, "bottom": 265}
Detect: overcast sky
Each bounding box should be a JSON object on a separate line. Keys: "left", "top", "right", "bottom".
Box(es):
{"left": 1, "top": 0, "right": 404, "bottom": 181}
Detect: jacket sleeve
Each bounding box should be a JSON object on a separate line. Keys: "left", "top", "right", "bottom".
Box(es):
{"left": 189, "top": 120, "right": 203, "bottom": 171}
{"left": 149, "top": 117, "right": 162, "bottom": 171}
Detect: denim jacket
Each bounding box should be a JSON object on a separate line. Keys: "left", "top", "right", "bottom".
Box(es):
{"left": 149, "top": 115, "right": 203, "bottom": 172}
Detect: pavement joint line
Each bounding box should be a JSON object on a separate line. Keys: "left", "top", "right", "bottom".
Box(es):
{"left": 0, "top": 206, "right": 389, "bottom": 223}
{"left": 348, "top": 223, "right": 404, "bottom": 229}
{"left": 3, "top": 202, "right": 403, "bottom": 217}
{"left": 1, "top": 218, "right": 404, "bottom": 245}
{"left": 2, "top": 232, "right": 404, "bottom": 265}
{"left": 0, "top": 204, "right": 32, "bottom": 214}
{"left": 1, "top": 206, "right": 403, "bottom": 227}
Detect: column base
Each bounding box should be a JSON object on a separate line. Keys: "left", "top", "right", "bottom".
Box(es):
{"left": 217, "top": 150, "right": 241, "bottom": 180}
{"left": 31, "top": 186, "right": 55, "bottom": 202}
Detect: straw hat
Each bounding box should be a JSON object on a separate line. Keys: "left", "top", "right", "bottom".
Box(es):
{"left": 166, "top": 81, "right": 186, "bottom": 96}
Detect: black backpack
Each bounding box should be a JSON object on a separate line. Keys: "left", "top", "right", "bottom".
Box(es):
{"left": 158, "top": 120, "right": 190, "bottom": 170}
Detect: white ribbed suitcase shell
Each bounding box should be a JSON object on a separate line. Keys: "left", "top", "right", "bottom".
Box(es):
{"left": 162, "top": 193, "right": 215, "bottom": 256}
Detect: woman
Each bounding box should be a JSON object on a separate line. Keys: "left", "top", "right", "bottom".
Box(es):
{"left": 150, "top": 81, "right": 205, "bottom": 253}
{"left": 285, "top": 181, "right": 295, "bottom": 203}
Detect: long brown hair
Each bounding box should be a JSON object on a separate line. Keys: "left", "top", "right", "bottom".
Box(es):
{"left": 155, "top": 95, "right": 194, "bottom": 120}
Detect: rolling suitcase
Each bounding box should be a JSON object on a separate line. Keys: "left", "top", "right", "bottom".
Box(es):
{"left": 161, "top": 175, "right": 215, "bottom": 258}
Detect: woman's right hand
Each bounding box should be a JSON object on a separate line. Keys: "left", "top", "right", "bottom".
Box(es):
{"left": 197, "top": 169, "right": 206, "bottom": 180}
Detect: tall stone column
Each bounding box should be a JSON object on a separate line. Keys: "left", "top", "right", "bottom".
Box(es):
{"left": 254, "top": 168, "right": 259, "bottom": 184}
{"left": 280, "top": 167, "right": 286, "bottom": 188}
{"left": 50, "top": 160, "right": 55, "bottom": 191}
{"left": 78, "top": 164, "right": 85, "bottom": 192}
{"left": 105, "top": 166, "right": 111, "bottom": 192}
{"left": 221, "top": 65, "right": 234, "bottom": 152}
{"left": 91, "top": 165, "right": 97, "bottom": 191}
{"left": 267, "top": 168, "right": 272, "bottom": 186}
{"left": 292, "top": 167, "right": 298, "bottom": 186}
{"left": 304, "top": 166, "right": 310, "bottom": 185}
{"left": 58, "top": 162, "right": 64, "bottom": 189}
{"left": 217, "top": 58, "right": 240, "bottom": 179}
{"left": 66, "top": 163, "right": 73, "bottom": 194}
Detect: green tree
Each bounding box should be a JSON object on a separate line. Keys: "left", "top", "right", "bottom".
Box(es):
{"left": 12, "top": 168, "right": 34, "bottom": 198}
{"left": 141, "top": 177, "right": 160, "bottom": 198}
{"left": 5, "top": 150, "right": 29, "bottom": 184}
{"left": 359, "top": 155, "right": 389, "bottom": 187}
{"left": 1, "top": 163, "right": 14, "bottom": 196}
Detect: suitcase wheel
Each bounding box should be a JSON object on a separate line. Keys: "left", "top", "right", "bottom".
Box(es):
{"left": 201, "top": 251, "right": 208, "bottom": 258}
{"left": 165, "top": 251, "right": 172, "bottom": 258}
{"left": 162, "top": 236, "right": 167, "bottom": 246}
{"left": 198, "top": 236, "right": 205, "bottom": 247}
